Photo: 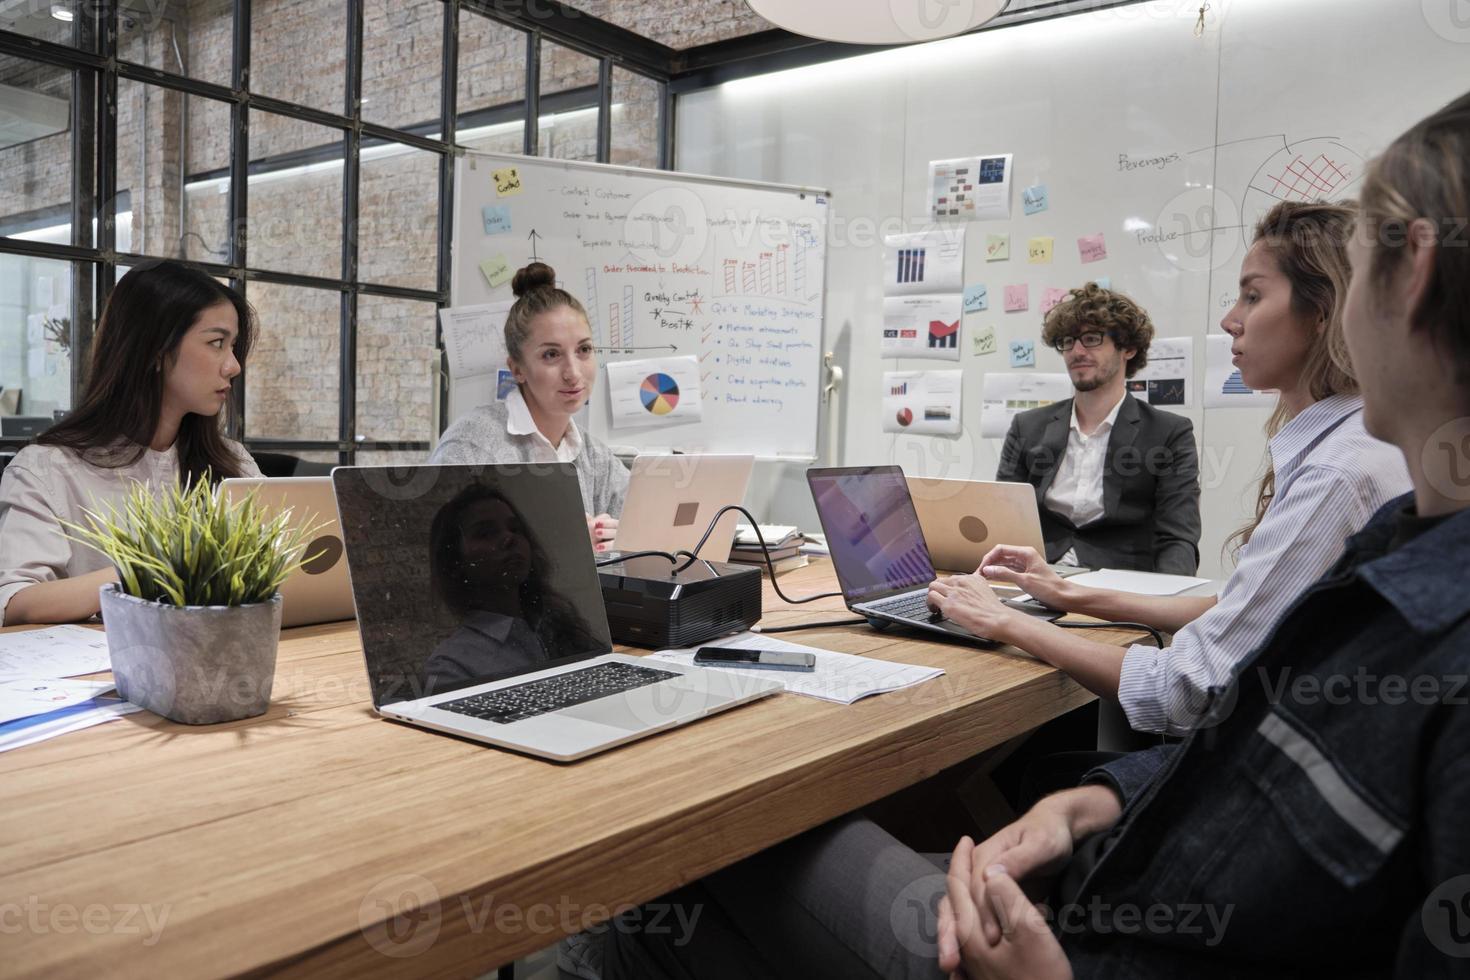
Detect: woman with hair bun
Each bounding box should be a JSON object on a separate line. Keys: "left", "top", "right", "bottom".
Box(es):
{"left": 430, "top": 262, "right": 629, "bottom": 552}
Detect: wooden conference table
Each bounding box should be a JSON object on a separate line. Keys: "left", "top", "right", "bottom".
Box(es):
{"left": 1, "top": 561, "right": 1144, "bottom": 978}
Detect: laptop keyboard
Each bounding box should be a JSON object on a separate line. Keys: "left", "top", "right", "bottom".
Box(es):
{"left": 865, "top": 590, "right": 943, "bottom": 622}
{"left": 434, "top": 661, "right": 681, "bottom": 725}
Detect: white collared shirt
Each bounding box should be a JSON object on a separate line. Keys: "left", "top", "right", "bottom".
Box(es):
{"left": 1043, "top": 393, "right": 1126, "bottom": 564}
{"left": 504, "top": 387, "right": 581, "bottom": 465}
{"left": 1116, "top": 393, "right": 1412, "bottom": 735}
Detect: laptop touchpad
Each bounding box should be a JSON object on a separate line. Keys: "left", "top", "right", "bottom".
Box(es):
{"left": 559, "top": 682, "right": 710, "bottom": 731}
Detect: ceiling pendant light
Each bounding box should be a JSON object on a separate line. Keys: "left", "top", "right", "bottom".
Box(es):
{"left": 745, "top": 0, "right": 1008, "bottom": 45}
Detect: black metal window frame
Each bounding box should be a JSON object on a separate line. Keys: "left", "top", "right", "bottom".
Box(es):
{"left": 0, "top": 0, "right": 674, "bottom": 460}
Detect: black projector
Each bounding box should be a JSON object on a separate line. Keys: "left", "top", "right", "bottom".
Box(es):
{"left": 598, "top": 555, "right": 762, "bottom": 648}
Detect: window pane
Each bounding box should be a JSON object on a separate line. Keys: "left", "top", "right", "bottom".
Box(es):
{"left": 612, "top": 68, "right": 661, "bottom": 170}
{"left": 0, "top": 56, "right": 75, "bottom": 246}
{"left": 539, "top": 42, "right": 599, "bottom": 162}
{"left": 248, "top": 111, "right": 344, "bottom": 279}
{"left": 457, "top": 12, "right": 525, "bottom": 151}
{"left": 250, "top": 0, "right": 346, "bottom": 114}
{"left": 116, "top": 80, "right": 232, "bottom": 262}
{"left": 363, "top": 0, "right": 442, "bottom": 131}
{"left": 0, "top": 254, "right": 75, "bottom": 421}
{"left": 118, "top": 0, "right": 233, "bottom": 87}
{"left": 359, "top": 140, "right": 438, "bottom": 291}
{"left": 355, "top": 295, "right": 437, "bottom": 444}
{"left": 244, "top": 282, "right": 339, "bottom": 441}
{"left": 0, "top": 2, "right": 78, "bottom": 46}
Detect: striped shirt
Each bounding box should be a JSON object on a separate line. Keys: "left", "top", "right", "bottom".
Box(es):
{"left": 1117, "top": 393, "right": 1410, "bottom": 735}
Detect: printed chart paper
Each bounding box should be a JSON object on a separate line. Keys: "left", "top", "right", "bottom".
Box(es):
{"left": 980, "top": 372, "right": 1072, "bottom": 438}
{"left": 883, "top": 370, "right": 963, "bottom": 435}
{"left": 929, "top": 154, "right": 1013, "bottom": 222}
{"left": 606, "top": 355, "right": 705, "bottom": 427}
{"left": 1204, "top": 335, "right": 1276, "bottom": 407}
{"left": 882, "top": 294, "right": 963, "bottom": 361}
{"left": 1127, "top": 336, "right": 1194, "bottom": 407}
{"left": 882, "top": 230, "right": 965, "bottom": 295}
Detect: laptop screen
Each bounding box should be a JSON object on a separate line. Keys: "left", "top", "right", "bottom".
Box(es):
{"left": 332, "top": 464, "right": 613, "bottom": 707}
{"left": 806, "top": 466, "right": 936, "bottom": 602}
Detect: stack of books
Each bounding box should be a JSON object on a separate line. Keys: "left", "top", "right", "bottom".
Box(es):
{"left": 729, "top": 524, "right": 810, "bottom": 575}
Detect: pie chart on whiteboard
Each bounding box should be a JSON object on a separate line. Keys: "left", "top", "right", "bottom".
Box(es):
{"left": 639, "top": 373, "right": 681, "bottom": 416}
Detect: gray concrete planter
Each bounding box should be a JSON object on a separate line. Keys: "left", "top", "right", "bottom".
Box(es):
{"left": 100, "top": 584, "right": 283, "bottom": 725}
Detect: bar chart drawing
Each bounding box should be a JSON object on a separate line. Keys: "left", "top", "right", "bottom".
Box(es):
{"left": 585, "top": 268, "right": 602, "bottom": 348}
{"left": 716, "top": 241, "right": 808, "bottom": 300}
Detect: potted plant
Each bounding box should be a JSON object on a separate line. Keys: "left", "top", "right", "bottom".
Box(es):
{"left": 64, "top": 479, "right": 319, "bottom": 725}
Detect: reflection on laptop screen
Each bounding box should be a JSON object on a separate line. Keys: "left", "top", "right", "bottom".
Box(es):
{"left": 808, "top": 466, "right": 936, "bottom": 601}
{"left": 333, "top": 464, "right": 613, "bottom": 706}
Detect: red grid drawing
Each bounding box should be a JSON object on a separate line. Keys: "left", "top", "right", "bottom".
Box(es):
{"left": 1263, "top": 154, "right": 1351, "bottom": 202}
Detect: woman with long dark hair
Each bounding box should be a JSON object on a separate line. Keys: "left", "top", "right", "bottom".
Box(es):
{"left": 0, "top": 259, "right": 261, "bottom": 625}
{"left": 421, "top": 482, "right": 601, "bottom": 690}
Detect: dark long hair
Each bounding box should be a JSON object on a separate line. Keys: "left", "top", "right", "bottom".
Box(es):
{"left": 429, "top": 483, "right": 599, "bottom": 657}
{"left": 39, "top": 259, "right": 256, "bottom": 487}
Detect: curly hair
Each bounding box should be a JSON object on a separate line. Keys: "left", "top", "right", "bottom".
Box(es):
{"left": 1040, "top": 282, "right": 1154, "bottom": 378}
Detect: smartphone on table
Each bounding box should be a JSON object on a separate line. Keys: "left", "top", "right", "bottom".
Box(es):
{"left": 692, "top": 647, "right": 816, "bottom": 671}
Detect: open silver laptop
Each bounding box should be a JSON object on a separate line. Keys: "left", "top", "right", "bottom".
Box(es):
{"left": 218, "top": 476, "right": 355, "bottom": 628}
{"left": 332, "top": 463, "right": 781, "bottom": 762}
{"left": 907, "top": 478, "right": 1047, "bottom": 573}
{"left": 612, "top": 454, "right": 755, "bottom": 562}
{"left": 807, "top": 466, "right": 1059, "bottom": 644}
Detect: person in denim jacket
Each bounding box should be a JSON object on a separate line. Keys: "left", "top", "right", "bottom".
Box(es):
{"left": 598, "top": 91, "right": 1470, "bottom": 980}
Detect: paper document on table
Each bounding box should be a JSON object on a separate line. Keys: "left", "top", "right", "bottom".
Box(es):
{"left": 650, "top": 632, "right": 943, "bottom": 705}
{"left": 1067, "top": 569, "right": 1212, "bottom": 596}
{"left": 0, "top": 625, "right": 111, "bottom": 678}
{"left": 0, "top": 677, "right": 117, "bottom": 725}
{"left": 0, "top": 698, "right": 143, "bottom": 754}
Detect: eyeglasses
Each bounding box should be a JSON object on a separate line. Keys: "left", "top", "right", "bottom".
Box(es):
{"left": 1052, "top": 330, "right": 1108, "bottom": 353}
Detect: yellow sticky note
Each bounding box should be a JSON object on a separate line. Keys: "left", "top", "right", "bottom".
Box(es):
{"left": 972, "top": 324, "right": 998, "bottom": 356}
{"left": 480, "top": 253, "right": 512, "bottom": 289}
{"left": 985, "top": 234, "right": 1010, "bottom": 262}
{"left": 1027, "top": 236, "right": 1054, "bottom": 264}
{"left": 493, "top": 167, "right": 523, "bottom": 197}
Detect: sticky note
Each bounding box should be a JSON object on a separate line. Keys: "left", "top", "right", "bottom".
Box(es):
{"left": 482, "top": 205, "right": 513, "bottom": 236}
{"left": 1004, "top": 284, "right": 1029, "bottom": 313}
{"left": 1028, "top": 237, "right": 1054, "bottom": 264}
{"left": 1042, "top": 286, "right": 1071, "bottom": 315}
{"left": 479, "top": 253, "right": 512, "bottom": 289}
{"left": 972, "top": 324, "right": 997, "bottom": 356}
{"left": 963, "top": 284, "right": 990, "bottom": 314}
{"left": 1023, "top": 184, "right": 1049, "bottom": 215}
{"left": 985, "top": 234, "right": 1010, "bottom": 261}
{"left": 1078, "top": 233, "right": 1108, "bottom": 264}
{"left": 1009, "top": 339, "right": 1036, "bottom": 368}
{"left": 493, "top": 167, "right": 523, "bottom": 197}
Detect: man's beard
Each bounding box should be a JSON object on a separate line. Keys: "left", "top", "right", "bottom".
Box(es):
{"left": 1072, "top": 361, "right": 1117, "bottom": 392}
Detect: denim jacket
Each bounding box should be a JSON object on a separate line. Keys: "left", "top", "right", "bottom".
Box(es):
{"left": 1065, "top": 493, "right": 1470, "bottom": 979}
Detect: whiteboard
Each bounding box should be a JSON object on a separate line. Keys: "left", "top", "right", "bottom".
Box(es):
{"left": 675, "top": 0, "right": 1470, "bottom": 577}
{"left": 450, "top": 152, "right": 829, "bottom": 460}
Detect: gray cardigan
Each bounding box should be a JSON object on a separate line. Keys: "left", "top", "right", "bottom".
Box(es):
{"left": 428, "top": 399, "right": 630, "bottom": 517}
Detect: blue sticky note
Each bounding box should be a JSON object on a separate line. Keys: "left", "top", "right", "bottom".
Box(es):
{"left": 482, "top": 204, "right": 513, "bottom": 236}
{"left": 963, "top": 284, "right": 989, "bottom": 314}
{"left": 1009, "top": 339, "right": 1036, "bottom": 368}
{"left": 1023, "top": 185, "right": 1049, "bottom": 215}
{"left": 1095, "top": 276, "right": 1112, "bottom": 290}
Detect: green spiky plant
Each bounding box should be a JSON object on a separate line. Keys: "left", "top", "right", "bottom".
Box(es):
{"left": 63, "top": 478, "right": 324, "bottom": 608}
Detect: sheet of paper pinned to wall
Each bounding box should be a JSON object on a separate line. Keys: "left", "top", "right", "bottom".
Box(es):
{"left": 1127, "top": 336, "right": 1194, "bottom": 407}
{"left": 883, "top": 230, "right": 965, "bottom": 295}
{"left": 928, "top": 154, "right": 1012, "bottom": 222}
{"left": 881, "top": 293, "right": 962, "bottom": 361}
{"left": 1204, "top": 334, "right": 1276, "bottom": 408}
{"left": 980, "top": 372, "right": 1072, "bottom": 438}
{"left": 440, "top": 301, "right": 514, "bottom": 420}
{"left": 882, "top": 369, "right": 963, "bottom": 435}
{"left": 606, "top": 355, "right": 705, "bottom": 428}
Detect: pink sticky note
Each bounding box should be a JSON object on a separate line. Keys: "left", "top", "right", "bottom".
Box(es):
{"left": 1078, "top": 233, "right": 1108, "bottom": 264}
{"left": 1042, "top": 287, "right": 1071, "bottom": 315}
{"left": 1004, "top": 284, "right": 1029, "bottom": 313}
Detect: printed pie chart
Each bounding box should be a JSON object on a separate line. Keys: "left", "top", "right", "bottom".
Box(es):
{"left": 640, "top": 373, "right": 681, "bottom": 416}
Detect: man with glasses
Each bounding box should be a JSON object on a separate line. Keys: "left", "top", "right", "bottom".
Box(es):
{"left": 997, "top": 282, "right": 1201, "bottom": 573}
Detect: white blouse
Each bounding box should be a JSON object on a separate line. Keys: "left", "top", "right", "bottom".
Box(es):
{"left": 0, "top": 442, "right": 262, "bottom": 624}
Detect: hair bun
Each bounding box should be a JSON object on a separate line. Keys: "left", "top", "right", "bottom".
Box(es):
{"left": 511, "top": 262, "right": 557, "bottom": 297}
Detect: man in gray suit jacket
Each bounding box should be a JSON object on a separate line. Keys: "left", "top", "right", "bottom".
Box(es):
{"left": 997, "top": 283, "right": 1201, "bottom": 574}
